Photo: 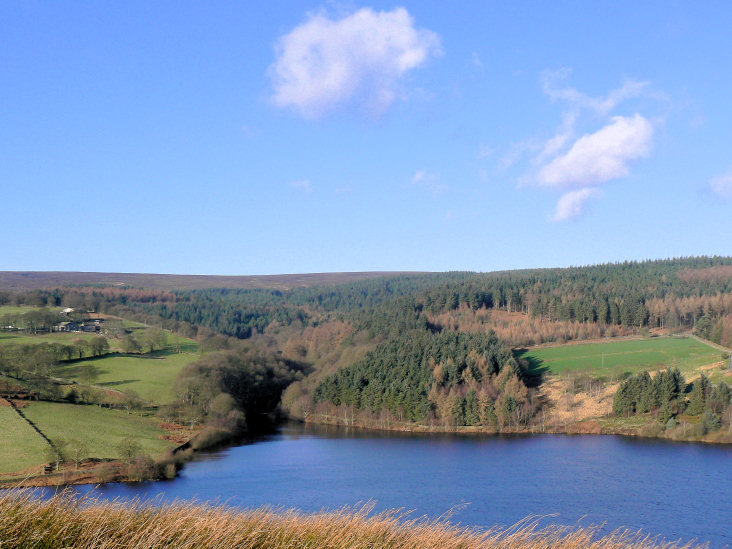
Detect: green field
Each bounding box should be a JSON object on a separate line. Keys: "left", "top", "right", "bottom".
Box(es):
{"left": 516, "top": 336, "right": 724, "bottom": 378}
{"left": 0, "top": 331, "right": 100, "bottom": 347}
{"left": 22, "top": 402, "right": 173, "bottom": 460}
{"left": 0, "top": 305, "right": 48, "bottom": 316}
{"left": 0, "top": 407, "right": 49, "bottom": 473}
{"left": 56, "top": 349, "right": 200, "bottom": 403}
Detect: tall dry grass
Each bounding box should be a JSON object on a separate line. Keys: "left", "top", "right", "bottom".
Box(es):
{"left": 0, "top": 491, "right": 708, "bottom": 549}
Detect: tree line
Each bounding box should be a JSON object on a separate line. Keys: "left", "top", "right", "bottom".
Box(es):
{"left": 3, "top": 257, "right": 731, "bottom": 347}
{"left": 613, "top": 369, "right": 731, "bottom": 434}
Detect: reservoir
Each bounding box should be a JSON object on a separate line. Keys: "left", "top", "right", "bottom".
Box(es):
{"left": 61, "top": 423, "right": 731, "bottom": 547}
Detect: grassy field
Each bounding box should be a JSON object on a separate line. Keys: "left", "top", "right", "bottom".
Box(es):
{"left": 516, "top": 336, "right": 724, "bottom": 378}
{"left": 22, "top": 402, "right": 173, "bottom": 460}
{"left": 0, "top": 305, "right": 50, "bottom": 316}
{"left": 56, "top": 349, "right": 200, "bottom": 403}
{"left": 0, "top": 331, "right": 100, "bottom": 347}
{"left": 0, "top": 407, "right": 49, "bottom": 473}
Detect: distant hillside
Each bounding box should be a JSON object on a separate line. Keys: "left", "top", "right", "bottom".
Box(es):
{"left": 0, "top": 271, "right": 425, "bottom": 291}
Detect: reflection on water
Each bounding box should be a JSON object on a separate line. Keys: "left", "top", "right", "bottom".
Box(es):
{"left": 49, "top": 423, "right": 732, "bottom": 547}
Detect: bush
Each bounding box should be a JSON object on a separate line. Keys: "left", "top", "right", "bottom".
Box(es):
{"left": 191, "top": 426, "right": 233, "bottom": 451}
{"left": 640, "top": 422, "right": 664, "bottom": 438}
{"left": 128, "top": 454, "right": 156, "bottom": 482}
{"left": 691, "top": 422, "right": 707, "bottom": 438}
{"left": 94, "top": 462, "right": 117, "bottom": 483}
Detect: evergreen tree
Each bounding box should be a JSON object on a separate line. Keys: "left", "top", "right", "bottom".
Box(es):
{"left": 686, "top": 374, "right": 710, "bottom": 416}
{"left": 464, "top": 390, "right": 480, "bottom": 426}
{"left": 658, "top": 401, "right": 673, "bottom": 425}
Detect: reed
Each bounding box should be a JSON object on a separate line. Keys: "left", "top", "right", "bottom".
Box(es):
{"left": 0, "top": 491, "right": 707, "bottom": 549}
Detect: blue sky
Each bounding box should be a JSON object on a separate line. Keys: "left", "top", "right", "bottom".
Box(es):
{"left": 1, "top": 1, "right": 730, "bottom": 275}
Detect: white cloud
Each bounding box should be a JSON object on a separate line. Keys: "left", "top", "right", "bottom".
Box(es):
{"left": 538, "top": 114, "right": 653, "bottom": 189}
{"left": 485, "top": 72, "right": 665, "bottom": 222}
{"left": 289, "top": 179, "right": 312, "bottom": 194}
{"left": 710, "top": 171, "right": 732, "bottom": 199}
{"left": 411, "top": 169, "right": 447, "bottom": 194}
{"left": 269, "top": 7, "right": 441, "bottom": 118}
{"left": 552, "top": 188, "right": 602, "bottom": 222}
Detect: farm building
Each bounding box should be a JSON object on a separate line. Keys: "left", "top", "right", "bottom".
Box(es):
{"left": 53, "top": 321, "right": 79, "bottom": 332}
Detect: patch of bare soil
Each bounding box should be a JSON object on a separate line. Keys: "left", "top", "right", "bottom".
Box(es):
{"left": 158, "top": 422, "right": 197, "bottom": 445}
{"left": 0, "top": 398, "right": 30, "bottom": 408}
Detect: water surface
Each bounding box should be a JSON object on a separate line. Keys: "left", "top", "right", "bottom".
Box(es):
{"left": 61, "top": 424, "right": 732, "bottom": 547}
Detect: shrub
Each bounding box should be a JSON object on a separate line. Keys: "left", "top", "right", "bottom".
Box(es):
{"left": 640, "top": 422, "right": 664, "bottom": 438}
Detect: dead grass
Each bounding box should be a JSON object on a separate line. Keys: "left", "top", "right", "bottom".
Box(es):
{"left": 0, "top": 491, "right": 708, "bottom": 549}
{"left": 541, "top": 376, "right": 616, "bottom": 427}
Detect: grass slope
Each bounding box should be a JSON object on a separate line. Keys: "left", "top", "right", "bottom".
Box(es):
{"left": 0, "top": 408, "right": 49, "bottom": 473}
{"left": 21, "top": 402, "right": 172, "bottom": 460}
{"left": 518, "top": 336, "right": 723, "bottom": 378}
{"left": 57, "top": 349, "right": 200, "bottom": 403}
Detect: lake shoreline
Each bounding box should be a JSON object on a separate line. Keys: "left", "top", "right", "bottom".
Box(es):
{"left": 300, "top": 413, "right": 732, "bottom": 445}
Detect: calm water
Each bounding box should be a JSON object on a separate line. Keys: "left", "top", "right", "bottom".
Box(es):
{"left": 57, "top": 424, "right": 731, "bottom": 547}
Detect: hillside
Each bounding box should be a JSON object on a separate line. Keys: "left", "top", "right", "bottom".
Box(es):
{"left": 1, "top": 257, "right": 731, "bottom": 483}
{"left": 0, "top": 271, "right": 424, "bottom": 291}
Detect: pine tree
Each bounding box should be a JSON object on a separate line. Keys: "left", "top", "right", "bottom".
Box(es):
{"left": 686, "top": 375, "right": 710, "bottom": 416}
{"left": 464, "top": 390, "right": 480, "bottom": 426}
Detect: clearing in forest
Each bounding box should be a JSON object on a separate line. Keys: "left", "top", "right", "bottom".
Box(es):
{"left": 516, "top": 336, "right": 725, "bottom": 379}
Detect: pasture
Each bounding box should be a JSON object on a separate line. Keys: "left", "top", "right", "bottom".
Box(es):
{"left": 22, "top": 402, "right": 173, "bottom": 460}
{"left": 0, "top": 305, "right": 51, "bottom": 316}
{"left": 0, "top": 331, "right": 99, "bottom": 347}
{"left": 516, "top": 336, "right": 724, "bottom": 379}
{"left": 0, "top": 407, "right": 49, "bottom": 473}
{"left": 56, "top": 349, "right": 200, "bottom": 403}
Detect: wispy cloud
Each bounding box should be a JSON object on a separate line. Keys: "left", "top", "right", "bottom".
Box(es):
{"left": 288, "top": 179, "right": 312, "bottom": 194}
{"left": 411, "top": 169, "right": 447, "bottom": 194}
{"left": 709, "top": 170, "right": 732, "bottom": 199}
{"left": 541, "top": 69, "right": 651, "bottom": 116}
{"left": 269, "top": 7, "right": 441, "bottom": 119}
{"left": 241, "top": 124, "right": 258, "bottom": 138}
{"left": 471, "top": 52, "right": 483, "bottom": 69}
{"left": 477, "top": 143, "right": 494, "bottom": 159}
